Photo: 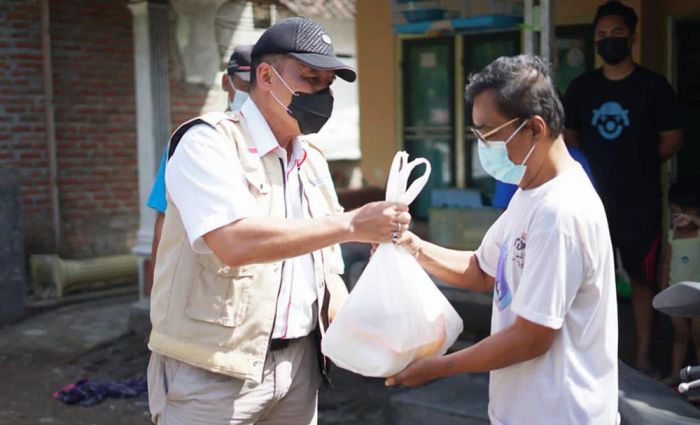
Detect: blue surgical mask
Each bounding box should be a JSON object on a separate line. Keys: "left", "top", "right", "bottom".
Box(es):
{"left": 229, "top": 90, "right": 248, "bottom": 111}
{"left": 476, "top": 119, "right": 534, "bottom": 185}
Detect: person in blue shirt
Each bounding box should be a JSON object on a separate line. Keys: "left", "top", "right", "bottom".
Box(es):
{"left": 492, "top": 146, "right": 595, "bottom": 208}
{"left": 145, "top": 45, "right": 253, "bottom": 290}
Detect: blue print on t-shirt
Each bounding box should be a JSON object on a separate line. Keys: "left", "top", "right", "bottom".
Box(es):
{"left": 591, "top": 101, "right": 630, "bottom": 140}
{"left": 494, "top": 244, "right": 512, "bottom": 311}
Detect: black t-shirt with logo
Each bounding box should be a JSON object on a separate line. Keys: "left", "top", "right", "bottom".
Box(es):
{"left": 564, "top": 66, "right": 681, "bottom": 211}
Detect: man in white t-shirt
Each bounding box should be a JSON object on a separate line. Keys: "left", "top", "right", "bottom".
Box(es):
{"left": 386, "top": 55, "right": 619, "bottom": 424}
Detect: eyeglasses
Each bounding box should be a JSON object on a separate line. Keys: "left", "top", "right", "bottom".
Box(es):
{"left": 469, "top": 117, "right": 521, "bottom": 146}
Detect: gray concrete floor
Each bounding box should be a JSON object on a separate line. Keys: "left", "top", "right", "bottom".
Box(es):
{"left": 0, "top": 294, "right": 151, "bottom": 425}
{"left": 1, "top": 286, "right": 694, "bottom": 425}
{"left": 0, "top": 293, "right": 405, "bottom": 425}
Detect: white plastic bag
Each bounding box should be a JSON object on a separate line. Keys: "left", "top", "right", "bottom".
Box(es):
{"left": 321, "top": 152, "right": 464, "bottom": 377}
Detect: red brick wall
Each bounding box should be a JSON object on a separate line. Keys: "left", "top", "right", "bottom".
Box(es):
{"left": 169, "top": 59, "right": 209, "bottom": 133}
{"left": 1, "top": 0, "right": 214, "bottom": 260}
{"left": 50, "top": 0, "right": 138, "bottom": 258}
{"left": 0, "top": 0, "right": 52, "bottom": 253}
{"left": 0, "top": 0, "right": 140, "bottom": 258}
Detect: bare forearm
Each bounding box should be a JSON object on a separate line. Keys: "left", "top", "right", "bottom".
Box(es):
{"left": 442, "top": 323, "right": 551, "bottom": 376}
{"left": 205, "top": 201, "right": 409, "bottom": 267}
{"left": 151, "top": 213, "right": 165, "bottom": 261}
{"left": 205, "top": 215, "right": 351, "bottom": 267}
{"left": 660, "top": 144, "right": 681, "bottom": 161}
{"left": 386, "top": 317, "right": 554, "bottom": 387}
{"left": 659, "top": 130, "right": 683, "bottom": 161}
{"left": 327, "top": 273, "right": 349, "bottom": 321}
{"left": 417, "top": 241, "right": 492, "bottom": 292}
{"left": 659, "top": 245, "right": 671, "bottom": 289}
{"left": 659, "top": 266, "right": 670, "bottom": 289}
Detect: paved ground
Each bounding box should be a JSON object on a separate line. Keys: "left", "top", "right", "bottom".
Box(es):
{"left": 0, "top": 295, "right": 150, "bottom": 425}
{"left": 5, "top": 290, "right": 695, "bottom": 425}
{"left": 0, "top": 294, "right": 407, "bottom": 425}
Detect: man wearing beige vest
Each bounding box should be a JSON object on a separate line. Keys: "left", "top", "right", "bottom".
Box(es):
{"left": 147, "top": 17, "right": 411, "bottom": 425}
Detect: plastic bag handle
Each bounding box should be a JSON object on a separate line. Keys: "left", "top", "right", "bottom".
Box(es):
{"left": 385, "top": 152, "right": 432, "bottom": 205}
{"left": 400, "top": 159, "right": 431, "bottom": 205}
{"left": 385, "top": 152, "right": 408, "bottom": 202}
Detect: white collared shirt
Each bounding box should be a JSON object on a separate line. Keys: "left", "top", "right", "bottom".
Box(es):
{"left": 240, "top": 99, "right": 318, "bottom": 339}
{"left": 166, "top": 98, "right": 342, "bottom": 340}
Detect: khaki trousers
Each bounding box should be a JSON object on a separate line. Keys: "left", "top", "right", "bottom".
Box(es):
{"left": 147, "top": 336, "right": 321, "bottom": 425}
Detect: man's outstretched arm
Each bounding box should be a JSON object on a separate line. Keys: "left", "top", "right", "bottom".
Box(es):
{"left": 386, "top": 316, "right": 556, "bottom": 387}
{"left": 204, "top": 202, "right": 411, "bottom": 267}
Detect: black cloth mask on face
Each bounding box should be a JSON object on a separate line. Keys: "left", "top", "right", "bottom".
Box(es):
{"left": 269, "top": 66, "right": 334, "bottom": 135}
{"left": 596, "top": 36, "right": 631, "bottom": 65}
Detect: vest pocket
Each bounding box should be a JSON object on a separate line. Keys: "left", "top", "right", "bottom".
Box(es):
{"left": 185, "top": 259, "right": 254, "bottom": 327}
{"left": 304, "top": 184, "right": 335, "bottom": 219}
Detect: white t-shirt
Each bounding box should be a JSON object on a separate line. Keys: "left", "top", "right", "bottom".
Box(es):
{"left": 166, "top": 99, "right": 344, "bottom": 340}
{"left": 475, "top": 165, "right": 619, "bottom": 425}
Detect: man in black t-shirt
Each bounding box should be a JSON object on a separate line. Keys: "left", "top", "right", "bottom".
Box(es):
{"left": 564, "top": 1, "right": 683, "bottom": 374}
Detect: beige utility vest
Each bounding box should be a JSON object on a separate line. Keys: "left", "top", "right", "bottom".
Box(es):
{"left": 148, "top": 111, "right": 342, "bottom": 383}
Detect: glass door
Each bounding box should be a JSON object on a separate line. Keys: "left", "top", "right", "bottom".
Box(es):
{"left": 555, "top": 24, "right": 595, "bottom": 94}
{"left": 402, "top": 37, "right": 455, "bottom": 219}
{"left": 462, "top": 31, "right": 520, "bottom": 204}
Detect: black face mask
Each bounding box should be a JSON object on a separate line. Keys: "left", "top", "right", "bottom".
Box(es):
{"left": 269, "top": 66, "right": 334, "bottom": 135}
{"left": 596, "top": 36, "right": 630, "bottom": 65}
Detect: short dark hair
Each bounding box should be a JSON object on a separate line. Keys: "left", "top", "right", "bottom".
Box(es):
{"left": 250, "top": 54, "right": 285, "bottom": 88}
{"left": 594, "top": 1, "right": 638, "bottom": 33}
{"left": 669, "top": 177, "right": 700, "bottom": 209}
{"left": 464, "top": 54, "right": 565, "bottom": 136}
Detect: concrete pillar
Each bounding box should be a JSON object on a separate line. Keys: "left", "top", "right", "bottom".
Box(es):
{"left": 522, "top": 0, "right": 555, "bottom": 63}
{"left": 356, "top": 0, "right": 396, "bottom": 187}
{"left": 539, "top": 0, "right": 554, "bottom": 65}
{"left": 523, "top": 0, "right": 535, "bottom": 55}
{"left": 0, "top": 168, "right": 26, "bottom": 323}
{"left": 128, "top": 0, "right": 171, "bottom": 319}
